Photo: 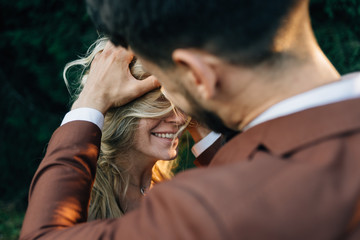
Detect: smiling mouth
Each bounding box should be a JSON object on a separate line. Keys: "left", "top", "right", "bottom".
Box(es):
{"left": 152, "top": 133, "right": 176, "bottom": 139}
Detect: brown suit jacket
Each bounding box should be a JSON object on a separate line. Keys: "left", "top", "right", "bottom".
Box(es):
{"left": 20, "top": 98, "right": 360, "bottom": 240}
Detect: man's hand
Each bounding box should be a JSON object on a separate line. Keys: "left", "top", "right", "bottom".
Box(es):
{"left": 72, "top": 42, "right": 160, "bottom": 115}
{"left": 187, "top": 120, "right": 212, "bottom": 143}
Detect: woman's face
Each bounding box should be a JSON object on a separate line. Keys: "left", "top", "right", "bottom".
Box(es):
{"left": 132, "top": 110, "right": 187, "bottom": 161}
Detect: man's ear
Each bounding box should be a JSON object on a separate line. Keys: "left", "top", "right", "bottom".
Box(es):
{"left": 172, "top": 49, "right": 217, "bottom": 100}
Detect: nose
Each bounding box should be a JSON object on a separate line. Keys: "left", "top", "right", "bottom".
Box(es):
{"left": 164, "top": 110, "right": 187, "bottom": 126}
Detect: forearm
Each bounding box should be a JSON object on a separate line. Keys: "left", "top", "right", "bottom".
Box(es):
{"left": 19, "top": 120, "right": 222, "bottom": 240}
{"left": 20, "top": 121, "right": 102, "bottom": 239}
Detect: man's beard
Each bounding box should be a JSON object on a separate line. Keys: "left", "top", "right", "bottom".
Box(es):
{"left": 183, "top": 88, "right": 240, "bottom": 141}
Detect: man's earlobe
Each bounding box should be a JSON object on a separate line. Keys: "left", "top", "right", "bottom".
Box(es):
{"left": 172, "top": 49, "right": 217, "bottom": 100}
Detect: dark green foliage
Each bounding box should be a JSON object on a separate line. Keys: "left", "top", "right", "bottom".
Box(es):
{"left": 311, "top": 0, "right": 360, "bottom": 73}
{"left": 0, "top": 201, "right": 24, "bottom": 240}
{"left": 175, "top": 132, "right": 196, "bottom": 173}
{"left": 0, "top": 0, "right": 359, "bottom": 238}
{"left": 0, "top": 0, "right": 97, "bottom": 207}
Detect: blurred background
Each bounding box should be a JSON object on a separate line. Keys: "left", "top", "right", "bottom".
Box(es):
{"left": 0, "top": 0, "right": 360, "bottom": 239}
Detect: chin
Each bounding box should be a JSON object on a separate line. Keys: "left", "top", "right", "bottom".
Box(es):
{"left": 165, "top": 149, "right": 178, "bottom": 160}
{"left": 164, "top": 155, "right": 177, "bottom": 161}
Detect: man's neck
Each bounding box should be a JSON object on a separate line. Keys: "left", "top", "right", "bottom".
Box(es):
{"left": 213, "top": 44, "right": 340, "bottom": 132}
{"left": 240, "top": 57, "right": 340, "bottom": 129}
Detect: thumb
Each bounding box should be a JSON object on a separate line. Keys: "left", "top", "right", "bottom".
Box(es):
{"left": 134, "top": 75, "right": 161, "bottom": 97}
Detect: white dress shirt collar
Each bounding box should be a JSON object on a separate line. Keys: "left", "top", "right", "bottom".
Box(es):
{"left": 244, "top": 72, "right": 360, "bottom": 131}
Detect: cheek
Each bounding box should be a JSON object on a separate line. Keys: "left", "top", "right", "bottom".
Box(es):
{"left": 134, "top": 120, "right": 150, "bottom": 142}
{"left": 137, "top": 119, "right": 161, "bottom": 135}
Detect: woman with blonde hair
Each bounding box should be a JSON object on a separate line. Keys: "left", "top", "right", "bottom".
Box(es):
{"left": 64, "top": 37, "right": 189, "bottom": 220}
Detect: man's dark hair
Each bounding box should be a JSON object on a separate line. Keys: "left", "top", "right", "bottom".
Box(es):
{"left": 86, "top": 0, "right": 300, "bottom": 66}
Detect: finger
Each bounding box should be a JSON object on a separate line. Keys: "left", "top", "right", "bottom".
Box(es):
{"left": 187, "top": 119, "right": 200, "bottom": 128}
{"left": 103, "top": 41, "right": 116, "bottom": 52}
{"left": 91, "top": 50, "right": 103, "bottom": 67}
{"left": 103, "top": 41, "right": 134, "bottom": 64}
{"left": 133, "top": 75, "right": 161, "bottom": 97}
{"left": 117, "top": 47, "right": 134, "bottom": 64}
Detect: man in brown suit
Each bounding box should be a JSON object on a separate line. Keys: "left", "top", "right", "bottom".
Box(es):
{"left": 20, "top": 0, "right": 360, "bottom": 239}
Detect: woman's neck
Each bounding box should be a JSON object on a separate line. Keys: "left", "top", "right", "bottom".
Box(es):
{"left": 128, "top": 159, "right": 155, "bottom": 193}
{"left": 118, "top": 153, "right": 157, "bottom": 213}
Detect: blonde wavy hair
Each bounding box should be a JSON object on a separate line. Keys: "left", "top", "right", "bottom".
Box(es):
{"left": 63, "top": 37, "right": 189, "bottom": 220}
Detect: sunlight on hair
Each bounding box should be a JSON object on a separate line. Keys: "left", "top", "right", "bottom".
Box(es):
{"left": 63, "top": 36, "right": 191, "bottom": 220}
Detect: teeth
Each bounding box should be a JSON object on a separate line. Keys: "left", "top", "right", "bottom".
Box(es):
{"left": 154, "top": 133, "right": 175, "bottom": 139}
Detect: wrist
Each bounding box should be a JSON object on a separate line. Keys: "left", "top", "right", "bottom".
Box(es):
{"left": 72, "top": 92, "right": 110, "bottom": 115}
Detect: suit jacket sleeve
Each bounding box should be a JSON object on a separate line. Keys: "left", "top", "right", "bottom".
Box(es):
{"left": 19, "top": 121, "right": 225, "bottom": 240}
{"left": 20, "top": 121, "right": 101, "bottom": 239}
{"left": 20, "top": 116, "right": 360, "bottom": 239}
